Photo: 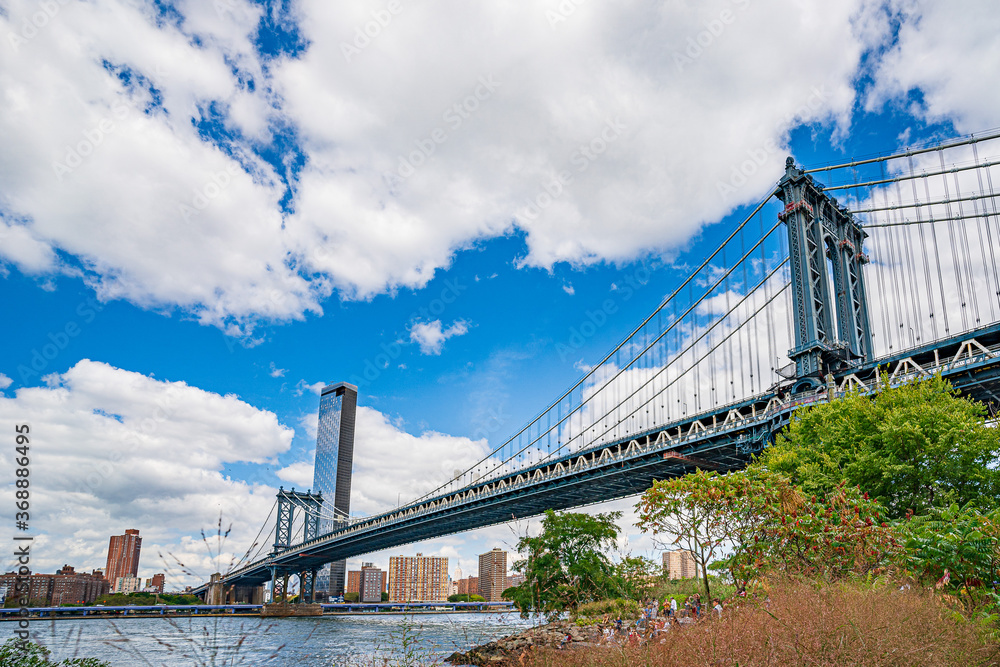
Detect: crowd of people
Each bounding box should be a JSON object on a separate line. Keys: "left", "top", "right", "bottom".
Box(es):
{"left": 591, "top": 593, "right": 726, "bottom": 646}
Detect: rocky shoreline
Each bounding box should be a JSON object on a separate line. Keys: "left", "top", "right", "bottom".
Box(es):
{"left": 445, "top": 619, "right": 603, "bottom": 665}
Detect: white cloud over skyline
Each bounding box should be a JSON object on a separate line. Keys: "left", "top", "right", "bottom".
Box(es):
{"left": 1, "top": 1, "right": 995, "bottom": 332}
{"left": 0, "top": 360, "right": 292, "bottom": 583}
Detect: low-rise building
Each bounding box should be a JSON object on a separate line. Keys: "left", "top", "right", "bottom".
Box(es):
{"left": 143, "top": 573, "right": 165, "bottom": 594}
{"left": 113, "top": 576, "right": 142, "bottom": 594}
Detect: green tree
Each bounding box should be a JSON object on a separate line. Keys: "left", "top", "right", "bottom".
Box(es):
{"left": 615, "top": 555, "right": 658, "bottom": 601}
{"left": 759, "top": 374, "right": 1000, "bottom": 519}
{"left": 636, "top": 468, "right": 794, "bottom": 598}
{"left": 447, "top": 594, "right": 470, "bottom": 602}
{"left": 343, "top": 591, "right": 360, "bottom": 602}
{"left": 506, "top": 510, "right": 622, "bottom": 618}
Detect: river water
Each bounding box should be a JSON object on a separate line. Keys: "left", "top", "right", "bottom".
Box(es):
{"left": 17, "top": 612, "right": 536, "bottom": 665}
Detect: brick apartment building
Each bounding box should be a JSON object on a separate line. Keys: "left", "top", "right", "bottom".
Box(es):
{"left": 456, "top": 576, "right": 478, "bottom": 597}
{"left": 0, "top": 566, "right": 110, "bottom": 606}
{"left": 106, "top": 529, "right": 142, "bottom": 584}
{"left": 346, "top": 563, "right": 387, "bottom": 602}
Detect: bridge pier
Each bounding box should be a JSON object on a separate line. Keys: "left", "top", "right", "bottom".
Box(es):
{"left": 206, "top": 573, "right": 224, "bottom": 606}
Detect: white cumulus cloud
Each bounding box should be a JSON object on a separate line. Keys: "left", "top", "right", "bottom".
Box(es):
{"left": 0, "top": 360, "right": 293, "bottom": 584}
{"left": 409, "top": 319, "right": 469, "bottom": 355}
{"left": 866, "top": 0, "right": 1000, "bottom": 133}
{"left": 0, "top": 0, "right": 996, "bottom": 332}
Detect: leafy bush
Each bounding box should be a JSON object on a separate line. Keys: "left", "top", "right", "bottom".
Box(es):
{"left": 649, "top": 576, "right": 735, "bottom": 604}
{"left": 895, "top": 502, "right": 1000, "bottom": 612}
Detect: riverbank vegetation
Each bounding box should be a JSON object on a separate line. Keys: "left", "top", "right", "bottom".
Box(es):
{"left": 499, "top": 375, "right": 999, "bottom": 665}
{"left": 522, "top": 579, "right": 996, "bottom": 666}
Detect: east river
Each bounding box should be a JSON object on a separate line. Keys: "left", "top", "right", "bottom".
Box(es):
{"left": 16, "top": 612, "right": 536, "bottom": 665}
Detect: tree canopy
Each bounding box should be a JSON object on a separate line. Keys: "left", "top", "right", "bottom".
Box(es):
{"left": 758, "top": 374, "right": 1000, "bottom": 519}
{"left": 506, "top": 509, "right": 622, "bottom": 618}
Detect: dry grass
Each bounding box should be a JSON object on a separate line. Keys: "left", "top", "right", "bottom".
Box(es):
{"left": 524, "top": 580, "right": 999, "bottom": 667}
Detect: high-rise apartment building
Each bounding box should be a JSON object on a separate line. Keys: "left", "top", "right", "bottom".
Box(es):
{"left": 312, "top": 382, "right": 358, "bottom": 599}
{"left": 387, "top": 553, "right": 448, "bottom": 602}
{"left": 663, "top": 549, "right": 699, "bottom": 580}
{"left": 478, "top": 548, "right": 507, "bottom": 602}
{"left": 105, "top": 529, "right": 141, "bottom": 584}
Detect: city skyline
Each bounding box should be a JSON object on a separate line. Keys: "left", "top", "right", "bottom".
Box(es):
{"left": 1, "top": 1, "right": 999, "bottom": 588}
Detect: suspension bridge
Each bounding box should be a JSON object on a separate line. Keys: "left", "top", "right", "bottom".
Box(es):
{"left": 194, "top": 131, "right": 1000, "bottom": 603}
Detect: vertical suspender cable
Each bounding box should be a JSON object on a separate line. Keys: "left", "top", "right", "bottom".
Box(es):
{"left": 971, "top": 142, "right": 999, "bottom": 322}
{"left": 922, "top": 171, "right": 951, "bottom": 335}
{"left": 905, "top": 153, "right": 938, "bottom": 341}
{"left": 950, "top": 169, "right": 983, "bottom": 326}
{"left": 939, "top": 151, "right": 969, "bottom": 332}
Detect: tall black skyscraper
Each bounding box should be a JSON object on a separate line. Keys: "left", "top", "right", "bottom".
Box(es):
{"left": 312, "top": 382, "right": 357, "bottom": 599}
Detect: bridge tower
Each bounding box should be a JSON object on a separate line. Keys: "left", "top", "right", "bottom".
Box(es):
{"left": 269, "top": 487, "right": 324, "bottom": 604}
{"left": 778, "top": 157, "right": 873, "bottom": 393}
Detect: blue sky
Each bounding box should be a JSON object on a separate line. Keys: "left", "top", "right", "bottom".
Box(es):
{"left": 1, "top": 0, "right": 998, "bottom": 588}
